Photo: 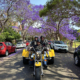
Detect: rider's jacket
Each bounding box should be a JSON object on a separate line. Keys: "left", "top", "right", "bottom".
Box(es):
{"left": 34, "top": 44, "right": 43, "bottom": 51}
{"left": 40, "top": 40, "right": 45, "bottom": 47}
{"left": 30, "top": 40, "right": 38, "bottom": 47}
{"left": 40, "top": 40, "right": 49, "bottom": 47}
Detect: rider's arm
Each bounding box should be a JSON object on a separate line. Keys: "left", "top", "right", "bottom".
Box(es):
{"left": 30, "top": 41, "right": 34, "bottom": 47}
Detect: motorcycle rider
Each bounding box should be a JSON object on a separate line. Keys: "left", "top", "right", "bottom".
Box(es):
{"left": 29, "top": 36, "right": 38, "bottom": 67}
{"left": 30, "top": 36, "right": 38, "bottom": 47}
{"left": 33, "top": 39, "right": 44, "bottom": 76}
{"left": 30, "top": 39, "right": 48, "bottom": 76}
{"left": 29, "top": 36, "right": 38, "bottom": 57}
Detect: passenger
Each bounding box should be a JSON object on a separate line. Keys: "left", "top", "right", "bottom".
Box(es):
{"left": 40, "top": 36, "right": 50, "bottom": 69}
{"left": 40, "top": 36, "right": 45, "bottom": 47}
{"left": 40, "top": 36, "right": 49, "bottom": 47}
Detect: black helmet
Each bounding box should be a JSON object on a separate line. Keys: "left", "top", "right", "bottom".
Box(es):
{"left": 37, "top": 39, "right": 40, "bottom": 43}
{"left": 34, "top": 36, "right": 38, "bottom": 40}
{"left": 40, "top": 36, "right": 44, "bottom": 39}
{"left": 35, "top": 36, "right": 38, "bottom": 38}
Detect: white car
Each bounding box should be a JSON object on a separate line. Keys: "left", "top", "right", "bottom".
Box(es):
{"left": 51, "top": 41, "right": 68, "bottom": 52}
{"left": 16, "top": 42, "right": 26, "bottom": 48}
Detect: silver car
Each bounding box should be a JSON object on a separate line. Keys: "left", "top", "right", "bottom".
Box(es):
{"left": 16, "top": 42, "right": 26, "bottom": 48}
{"left": 51, "top": 41, "right": 68, "bottom": 52}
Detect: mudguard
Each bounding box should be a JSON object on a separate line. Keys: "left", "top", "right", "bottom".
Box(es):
{"left": 35, "top": 62, "right": 41, "bottom": 67}
{"left": 22, "top": 49, "right": 29, "bottom": 58}
{"left": 46, "top": 49, "right": 55, "bottom": 57}
{"left": 42, "top": 49, "right": 55, "bottom": 60}
{"left": 22, "top": 49, "right": 55, "bottom": 58}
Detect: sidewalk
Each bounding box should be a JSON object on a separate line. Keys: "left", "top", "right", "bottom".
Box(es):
{"left": 68, "top": 46, "right": 75, "bottom": 54}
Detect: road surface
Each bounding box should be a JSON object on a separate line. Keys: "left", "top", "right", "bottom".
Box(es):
{"left": 0, "top": 51, "right": 80, "bottom": 80}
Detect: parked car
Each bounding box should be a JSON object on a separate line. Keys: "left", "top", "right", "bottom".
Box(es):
{"left": 16, "top": 42, "right": 26, "bottom": 48}
{"left": 0, "top": 42, "right": 16, "bottom": 56}
{"left": 26, "top": 41, "right": 31, "bottom": 46}
{"left": 51, "top": 41, "right": 68, "bottom": 52}
{"left": 74, "top": 46, "right": 80, "bottom": 66}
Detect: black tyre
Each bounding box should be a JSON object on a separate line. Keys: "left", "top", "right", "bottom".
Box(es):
{"left": 5, "top": 50, "right": 9, "bottom": 56}
{"left": 50, "top": 45, "right": 52, "bottom": 49}
{"left": 53, "top": 46, "right": 54, "bottom": 49}
{"left": 14, "top": 48, "right": 17, "bottom": 53}
{"left": 74, "top": 55, "right": 80, "bottom": 66}
{"left": 65, "top": 50, "right": 68, "bottom": 53}
{"left": 53, "top": 47, "right": 56, "bottom": 51}
{"left": 50, "top": 57, "right": 54, "bottom": 64}
{"left": 23, "top": 57, "right": 29, "bottom": 64}
{"left": 35, "top": 67, "right": 41, "bottom": 80}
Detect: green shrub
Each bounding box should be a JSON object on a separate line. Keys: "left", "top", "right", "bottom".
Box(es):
{"left": 0, "top": 27, "right": 21, "bottom": 42}
{"left": 0, "top": 33, "right": 6, "bottom": 42}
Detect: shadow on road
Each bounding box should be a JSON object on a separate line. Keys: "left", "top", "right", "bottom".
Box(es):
{"left": 42, "top": 52, "right": 80, "bottom": 80}
{"left": 0, "top": 53, "right": 35, "bottom": 80}
{"left": 0, "top": 52, "right": 80, "bottom": 80}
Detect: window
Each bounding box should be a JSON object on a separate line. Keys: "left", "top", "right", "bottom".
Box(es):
{"left": 54, "top": 41, "right": 64, "bottom": 44}
{"left": 5, "top": 42, "right": 8, "bottom": 46}
{"left": 48, "top": 41, "right": 52, "bottom": 43}
{"left": 0, "top": 43, "right": 3, "bottom": 46}
{"left": 8, "top": 42, "right": 12, "bottom": 46}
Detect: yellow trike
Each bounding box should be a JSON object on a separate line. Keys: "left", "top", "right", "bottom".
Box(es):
{"left": 22, "top": 48, "right": 55, "bottom": 64}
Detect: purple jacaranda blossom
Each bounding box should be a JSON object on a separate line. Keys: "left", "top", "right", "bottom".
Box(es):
{"left": 27, "top": 26, "right": 42, "bottom": 37}
{"left": 70, "top": 0, "right": 73, "bottom": 1}
{"left": 12, "top": 26, "right": 18, "bottom": 29}
{"left": 71, "top": 16, "right": 80, "bottom": 23}
{"left": 9, "top": 0, "right": 79, "bottom": 40}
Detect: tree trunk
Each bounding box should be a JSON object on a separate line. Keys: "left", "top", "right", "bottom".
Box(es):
{"left": 22, "top": 34, "right": 25, "bottom": 41}
{"left": 0, "top": 25, "right": 4, "bottom": 33}
{"left": 56, "top": 19, "right": 63, "bottom": 41}
{"left": 55, "top": 31, "right": 59, "bottom": 40}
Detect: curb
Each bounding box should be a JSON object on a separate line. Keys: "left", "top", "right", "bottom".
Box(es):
{"left": 68, "top": 51, "right": 74, "bottom": 54}
{"left": 68, "top": 46, "right": 75, "bottom": 54}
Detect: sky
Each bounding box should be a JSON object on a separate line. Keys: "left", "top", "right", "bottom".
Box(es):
{"left": 30, "top": 0, "right": 47, "bottom": 5}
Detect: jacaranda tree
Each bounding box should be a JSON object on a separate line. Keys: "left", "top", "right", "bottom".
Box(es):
{"left": 39, "top": 0, "right": 80, "bottom": 40}
{"left": 13, "top": 0, "right": 44, "bottom": 40}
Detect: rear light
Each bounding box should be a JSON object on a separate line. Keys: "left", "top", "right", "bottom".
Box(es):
{"left": 1, "top": 46, "right": 4, "bottom": 50}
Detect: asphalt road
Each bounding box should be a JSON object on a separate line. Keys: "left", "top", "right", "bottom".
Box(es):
{"left": 0, "top": 51, "right": 80, "bottom": 80}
